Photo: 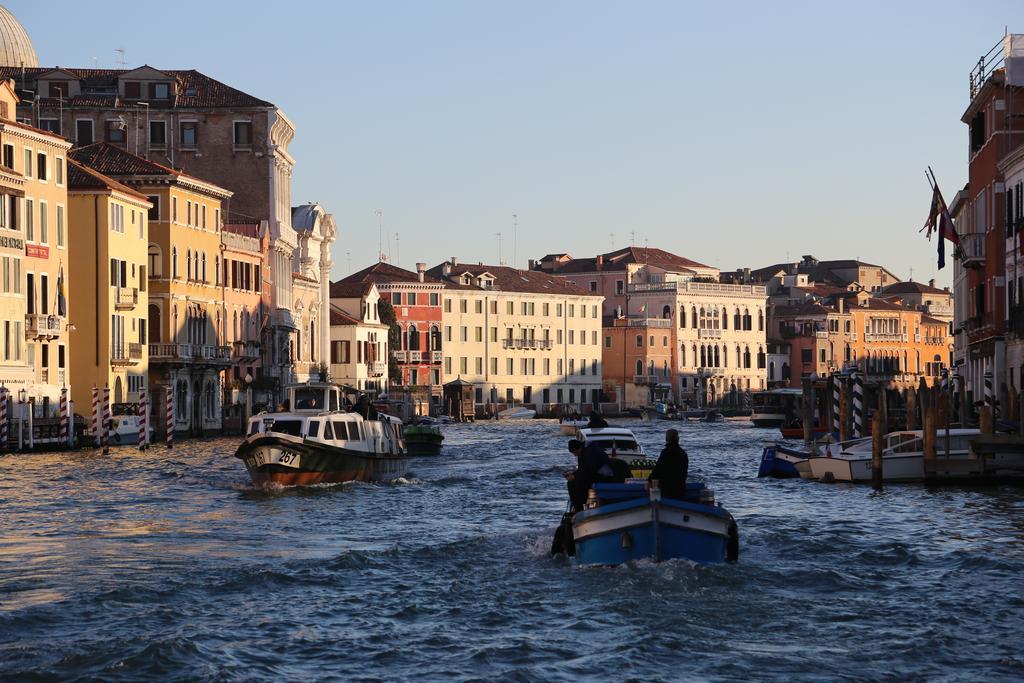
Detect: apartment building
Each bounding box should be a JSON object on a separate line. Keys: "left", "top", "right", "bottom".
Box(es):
{"left": 70, "top": 143, "right": 233, "bottom": 434}
{"left": 0, "top": 80, "right": 73, "bottom": 405}
{"left": 66, "top": 160, "right": 151, "bottom": 407}
{"left": 328, "top": 282, "right": 388, "bottom": 394}
{"left": 428, "top": 260, "right": 604, "bottom": 413}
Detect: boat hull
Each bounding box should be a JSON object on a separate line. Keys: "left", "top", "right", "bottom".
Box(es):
{"left": 235, "top": 435, "right": 408, "bottom": 487}
{"left": 572, "top": 497, "right": 734, "bottom": 565}
{"left": 405, "top": 438, "right": 443, "bottom": 456}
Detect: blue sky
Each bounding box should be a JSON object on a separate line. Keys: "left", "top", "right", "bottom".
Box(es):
{"left": 15, "top": 1, "right": 1021, "bottom": 284}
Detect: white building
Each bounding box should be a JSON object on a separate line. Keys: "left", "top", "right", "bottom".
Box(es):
{"left": 428, "top": 259, "right": 604, "bottom": 414}
{"left": 291, "top": 203, "right": 336, "bottom": 383}
{"left": 329, "top": 281, "right": 388, "bottom": 394}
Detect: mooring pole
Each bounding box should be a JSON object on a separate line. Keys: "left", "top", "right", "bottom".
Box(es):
{"left": 871, "top": 410, "right": 883, "bottom": 490}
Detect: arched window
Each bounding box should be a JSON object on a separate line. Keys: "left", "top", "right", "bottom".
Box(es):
{"left": 734, "top": 308, "right": 741, "bottom": 329}
{"left": 757, "top": 347, "right": 766, "bottom": 369}
{"left": 149, "top": 303, "right": 162, "bottom": 343}
{"left": 635, "top": 359, "right": 644, "bottom": 376}
{"left": 649, "top": 359, "right": 655, "bottom": 375}
{"left": 430, "top": 325, "right": 442, "bottom": 350}
{"left": 663, "top": 360, "right": 670, "bottom": 377}
{"left": 744, "top": 346, "right": 752, "bottom": 368}
{"left": 691, "top": 307, "right": 698, "bottom": 329}
{"left": 148, "top": 244, "right": 162, "bottom": 277}
{"left": 722, "top": 345, "right": 728, "bottom": 367}
{"left": 680, "top": 344, "right": 686, "bottom": 366}
{"left": 700, "top": 345, "right": 707, "bottom": 367}
{"left": 205, "top": 380, "right": 216, "bottom": 419}
{"left": 691, "top": 345, "right": 697, "bottom": 368}
{"left": 662, "top": 305, "right": 671, "bottom": 319}
{"left": 187, "top": 249, "right": 193, "bottom": 280}
{"left": 679, "top": 307, "right": 686, "bottom": 328}
{"left": 743, "top": 308, "right": 752, "bottom": 331}
{"left": 722, "top": 309, "right": 728, "bottom": 329}
{"left": 713, "top": 346, "right": 720, "bottom": 367}
{"left": 172, "top": 246, "right": 178, "bottom": 278}
{"left": 310, "top": 320, "right": 316, "bottom": 362}
{"left": 214, "top": 256, "right": 220, "bottom": 285}
{"left": 201, "top": 252, "right": 207, "bottom": 282}
{"left": 769, "top": 361, "right": 775, "bottom": 379}
{"left": 758, "top": 309, "right": 764, "bottom": 331}
{"left": 408, "top": 324, "right": 420, "bottom": 351}
{"left": 699, "top": 307, "right": 706, "bottom": 329}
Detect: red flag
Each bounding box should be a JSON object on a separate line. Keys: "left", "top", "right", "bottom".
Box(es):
{"left": 936, "top": 187, "right": 959, "bottom": 245}
{"left": 922, "top": 187, "right": 940, "bottom": 239}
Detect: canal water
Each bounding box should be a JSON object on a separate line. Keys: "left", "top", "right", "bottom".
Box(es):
{"left": 1, "top": 420, "right": 1023, "bottom": 681}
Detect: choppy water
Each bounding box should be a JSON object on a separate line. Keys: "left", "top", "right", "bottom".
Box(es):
{"left": 1, "top": 420, "right": 1023, "bottom": 681}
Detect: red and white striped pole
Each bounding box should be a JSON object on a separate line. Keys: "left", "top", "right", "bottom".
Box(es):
{"left": 102, "top": 385, "right": 111, "bottom": 455}
{"left": 0, "top": 388, "right": 7, "bottom": 452}
{"left": 91, "top": 385, "right": 100, "bottom": 449}
{"left": 138, "top": 394, "right": 147, "bottom": 450}
{"left": 59, "top": 387, "right": 69, "bottom": 448}
{"left": 165, "top": 385, "right": 174, "bottom": 449}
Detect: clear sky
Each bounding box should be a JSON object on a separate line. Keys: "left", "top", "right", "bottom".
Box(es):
{"left": 14, "top": 1, "right": 1021, "bottom": 284}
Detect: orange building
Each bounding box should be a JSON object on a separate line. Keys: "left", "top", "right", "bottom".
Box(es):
{"left": 602, "top": 316, "right": 675, "bottom": 408}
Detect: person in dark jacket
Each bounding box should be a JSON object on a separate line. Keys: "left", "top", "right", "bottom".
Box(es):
{"left": 648, "top": 429, "right": 689, "bottom": 500}
{"left": 587, "top": 411, "right": 609, "bottom": 428}
{"left": 565, "top": 439, "right": 614, "bottom": 511}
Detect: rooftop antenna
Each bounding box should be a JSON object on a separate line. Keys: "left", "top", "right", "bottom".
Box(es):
{"left": 512, "top": 213, "right": 518, "bottom": 269}
{"left": 497, "top": 232, "right": 503, "bottom": 265}
{"left": 375, "top": 209, "right": 383, "bottom": 262}
{"left": 395, "top": 232, "right": 400, "bottom": 268}
{"left": 115, "top": 48, "right": 127, "bottom": 67}
{"left": 629, "top": 231, "right": 636, "bottom": 246}
{"left": 346, "top": 251, "right": 351, "bottom": 274}
{"left": 610, "top": 232, "right": 615, "bottom": 249}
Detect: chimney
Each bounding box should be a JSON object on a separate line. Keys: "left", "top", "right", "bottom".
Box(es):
{"left": 416, "top": 262, "right": 426, "bottom": 283}
{"left": 838, "top": 297, "right": 844, "bottom": 314}
{"left": 597, "top": 254, "right": 604, "bottom": 271}
{"left": 442, "top": 262, "right": 452, "bottom": 278}
{"left": 528, "top": 259, "right": 536, "bottom": 271}
{"left": 928, "top": 278, "right": 935, "bottom": 288}
{"left": 450, "top": 256, "right": 457, "bottom": 268}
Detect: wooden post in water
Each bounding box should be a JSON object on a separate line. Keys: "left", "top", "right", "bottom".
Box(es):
{"left": 877, "top": 387, "right": 888, "bottom": 438}
{"left": 871, "top": 410, "right": 883, "bottom": 490}
{"left": 980, "top": 405, "right": 994, "bottom": 435}
{"left": 923, "top": 403, "right": 938, "bottom": 482}
{"left": 938, "top": 391, "right": 951, "bottom": 457}
{"left": 918, "top": 377, "right": 929, "bottom": 431}
{"left": 958, "top": 375, "right": 969, "bottom": 427}
{"left": 839, "top": 383, "right": 850, "bottom": 443}
{"left": 906, "top": 387, "right": 917, "bottom": 430}
{"left": 802, "top": 378, "right": 813, "bottom": 446}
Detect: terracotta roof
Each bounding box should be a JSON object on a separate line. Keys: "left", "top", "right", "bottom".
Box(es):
{"left": 341, "top": 261, "right": 444, "bottom": 286}
{"left": 2, "top": 67, "right": 274, "bottom": 109}
{"left": 879, "top": 281, "right": 948, "bottom": 296}
{"left": 921, "top": 315, "right": 949, "bottom": 326}
{"left": 223, "top": 222, "right": 262, "bottom": 239}
{"left": 847, "top": 298, "right": 907, "bottom": 312}
{"left": 292, "top": 271, "right": 318, "bottom": 284}
{"left": 330, "top": 280, "right": 374, "bottom": 298}
{"left": 69, "top": 143, "right": 226, "bottom": 191}
{"left": 541, "top": 246, "right": 710, "bottom": 275}
{"left": 427, "top": 262, "right": 598, "bottom": 296}
{"left": 66, "top": 159, "right": 150, "bottom": 201}
{"left": 330, "top": 306, "right": 361, "bottom": 326}
{"left": 0, "top": 117, "right": 70, "bottom": 142}
{"left": 771, "top": 302, "right": 834, "bottom": 317}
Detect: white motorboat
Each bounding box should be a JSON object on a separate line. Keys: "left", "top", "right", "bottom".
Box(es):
{"left": 806, "top": 429, "right": 982, "bottom": 483}
{"left": 558, "top": 418, "right": 589, "bottom": 435}
{"left": 499, "top": 407, "right": 536, "bottom": 420}
{"left": 575, "top": 426, "right": 654, "bottom": 476}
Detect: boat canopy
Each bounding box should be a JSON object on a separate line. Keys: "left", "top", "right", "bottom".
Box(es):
{"left": 289, "top": 383, "right": 344, "bottom": 413}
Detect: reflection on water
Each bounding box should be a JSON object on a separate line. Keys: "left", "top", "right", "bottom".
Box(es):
{"left": 1, "top": 420, "right": 1023, "bottom": 680}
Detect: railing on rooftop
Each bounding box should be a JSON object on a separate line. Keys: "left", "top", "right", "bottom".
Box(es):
{"left": 971, "top": 36, "right": 1005, "bottom": 98}
{"left": 628, "top": 281, "right": 766, "bottom": 297}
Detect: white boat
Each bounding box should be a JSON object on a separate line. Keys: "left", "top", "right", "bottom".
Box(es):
{"left": 499, "top": 407, "right": 536, "bottom": 420}
{"left": 806, "top": 429, "right": 983, "bottom": 483}
{"left": 750, "top": 388, "right": 801, "bottom": 428}
{"left": 575, "top": 426, "right": 654, "bottom": 476}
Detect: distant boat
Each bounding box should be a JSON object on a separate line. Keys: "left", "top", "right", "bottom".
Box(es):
{"left": 558, "top": 418, "right": 589, "bottom": 435}
{"left": 575, "top": 426, "right": 654, "bottom": 477}
{"left": 498, "top": 407, "right": 536, "bottom": 420}
{"left": 404, "top": 424, "right": 444, "bottom": 456}
{"left": 758, "top": 443, "right": 814, "bottom": 478}
{"left": 750, "top": 388, "right": 802, "bottom": 427}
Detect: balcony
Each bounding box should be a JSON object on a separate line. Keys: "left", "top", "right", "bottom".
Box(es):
{"left": 149, "top": 343, "right": 232, "bottom": 366}
{"left": 815, "top": 330, "right": 829, "bottom": 339}
{"left": 367, "top": 361, "right": 387, "bottom": 377}
{"left": 959, "top": 233, "right": 985, "bottom": 269}
{"left": 627, "top": 317, "right": 673, "bottom": 328}
{"left": 115, "top": 287, "right": 138, "bottom": 310}
{"left": 409, "top": 350, "right": 422, "bottom": 363}
{"left": 393, "top": 350, "right": 407, "bottom": 362}
{"left": 111, "top": 343, "right": 143, "bottom": 366}
{"left": 430, "top": 350, "right": 443, "bottom": 363}
{"left": 25, "top": 313, "right": 63, "bottom": 339}
{"left": 502, "top": 338, "right": 548, "bottom": 350}
{"left": 697, "top": 328, "right": 723, "bottom": 339}
{"left": 232, "top": 340, "right": 260, "bottom": 362}
{"left": 864, "top": 333, "right": 903, "bottom": 343}
{"left": 633, "top": 374, "right": 660, "bottom": 385}
{"left": 628, "top": 281, "right": 767, "bottom": 297}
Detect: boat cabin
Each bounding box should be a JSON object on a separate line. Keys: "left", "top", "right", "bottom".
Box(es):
{"left": 841, "top": 429, "right": 980, "bottom": 456}
{"left": 288, "top": 383, "right": 345, "bottom": 413}
{"left": 577, "top": 427, "right": 645, "bottom": 456}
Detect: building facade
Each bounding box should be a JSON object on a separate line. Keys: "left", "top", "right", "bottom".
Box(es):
{"left": 220, "top": 220, "right": 265, "bottom": 418}
{"left": 66, "top": 160, "right": 151, "bottom": 408}
{"left": 291, "top": 204, "right": 335, "bottom": 384}
{"left": 429, "top": 260, "right": 604, "bottom": 413}
{"left": 329, "top": 282, "right": 388, "bottom": 394}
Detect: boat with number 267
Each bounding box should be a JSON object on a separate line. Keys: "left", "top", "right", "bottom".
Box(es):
{"left": 234, "top": 382, "right": 408, "bottom": 487}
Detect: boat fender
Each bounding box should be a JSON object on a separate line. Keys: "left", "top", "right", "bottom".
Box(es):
{"left": 620, "top": 531, "right": 633, "bottom": 549}
{"left": 726, "top": 521, "right": 739, "bottom": 562}
{"left": 820, "top": 471, "right": 836, "bottom": 484}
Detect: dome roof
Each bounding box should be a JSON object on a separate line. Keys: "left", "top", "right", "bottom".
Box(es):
{"left": 0, "top": 6, "right": 37, "bottom": 68}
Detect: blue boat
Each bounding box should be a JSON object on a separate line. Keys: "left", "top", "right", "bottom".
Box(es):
{"left": 757, "top": 444, "right": 810, "bottom": 478}
{"left": 568, "top": 482, "right": 738, "bottom": 565}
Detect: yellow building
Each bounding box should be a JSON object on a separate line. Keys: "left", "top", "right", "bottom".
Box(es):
{"left": 70, "top": 143, "right": 233, "bottom": 434}
{"left": 0, "top": 79, "right": 73, "bottom": 405}
{"left": 66, "top": 159, "right": 151, "bottom": 408}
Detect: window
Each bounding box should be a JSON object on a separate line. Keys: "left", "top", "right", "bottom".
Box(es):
{"left": 604, "top": 335, "right": 611, "bottom": 348}
{"left": 23, "top": 148, "right": 32, "bottom": 178}
{"left": 636, "top": 334, "right": 643, "bottom": 347}
{"left": 589, "top": 281, "right": 597, "bottom": 292}
{"left": 391, "top": 292, "right": 402, "bottom": 305}
{"left": 234, "top": 121, "right": 253, "bottom": 147}
{"left": 172, "top": 246, "right": 178, "bottom": 278}
{"left": 39, "top": 119, "right": 59, "bottom": 134}
{"left": 76, "top": 119, "right": 94, "bottom": 145}
{"left": 56, "top": 205, "right": 65, "bottom": 247}
{"left": 460, "top": 299, "right": 467, "bottom": 314}
{"left": 408, "top": 292, "right": 417, "bottom": 306}
{"left": 149, "top": 120, "right": 167, "bottom": 146}
{"left": 106, "top": 119, "right": 126, "bottom": 144}
{"left": 39, "top": 201, "right": 47, "bottom": 243}
{"left": 801, "top": 348, "right": 812, "bottom": 364}
{"left": 615, "top": 280, "right": 624, "bottom": 295}
{"left": 180, "top": 122, "right": 198, "bottom": 148}
{"left": 149, "top": 82, "right": 170, "bottom": 100}
{"left": 25, "top": 198, "right": 33, "bottom": 240}
{"left": 429, "top": 292, "right": 439, "bottom": 306}
{"left": 124, "top": 81, "right": 141, "bottom": 99}
{"left": 55, "top": 157, "right": 64, "bottom": 185}
{"left": 48, "top": 81, "right": 69, "bottom": 98}
{"left": 2, "top": 143, "right": 12, "bottom": 169}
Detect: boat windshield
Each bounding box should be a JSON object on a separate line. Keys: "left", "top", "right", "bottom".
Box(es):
{"left": 891, "top": 437, "right": 923, "bottom": 454}
{"left": 589, "top": 438, "right": 640, "bottom": 452}
{"left": 265, "top": 419, "right": 304, "bottom": 437}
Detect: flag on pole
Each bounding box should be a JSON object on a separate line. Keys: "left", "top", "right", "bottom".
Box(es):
{"left": 639, "top": 304, "right": 647, "bottom": 314}
{"left": 56, "top": 264, "right": 67, "bottom": 316}
{"left": 923, "top": 171, "right": 960, "bottom": 270}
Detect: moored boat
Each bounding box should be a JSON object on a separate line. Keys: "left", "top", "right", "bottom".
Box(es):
{"left": 499, "top": 406, "right": 536, "bottom": 420}
{"left": 750, "top": 388, "right": 801, "bottom": 427}
{"left": 405, "top": 424, "right": 444, "bottom": 456}
{"left": 234, "top": 382, "right": 408, "bottom": 487}
{"left": 568, "top": 481, "right": 738, "bottom": 565}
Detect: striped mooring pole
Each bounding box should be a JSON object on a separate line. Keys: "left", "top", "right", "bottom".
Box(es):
{"left": 166, "top": 385, "right": 174, "bottom": 449}
{"left": 91, "top": 385, "right": 100, "bottom": 449}
{"left": 59, "top": 387, "right": 69, "bottom": 447}
{"left": 0, "top": 387, "right": 7, "bottom": 452}
{"left": 832, "top": 373, "right": 841, "bottom": 435}
{"left": 852, "top": 370, "right": 865, "bottom": 438}
{"left": 102, "top": 386, "right": 111, "bottom": 455}
{"left": 984, "top": 370, "right": 995, "bottom": 418}
{"left": 138, "top": 394, "right": 148, "bottom": 451}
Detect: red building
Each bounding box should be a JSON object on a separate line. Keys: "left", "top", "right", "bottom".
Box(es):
{"left": 336, "top": 262, "right": 445, "bottom": 409}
